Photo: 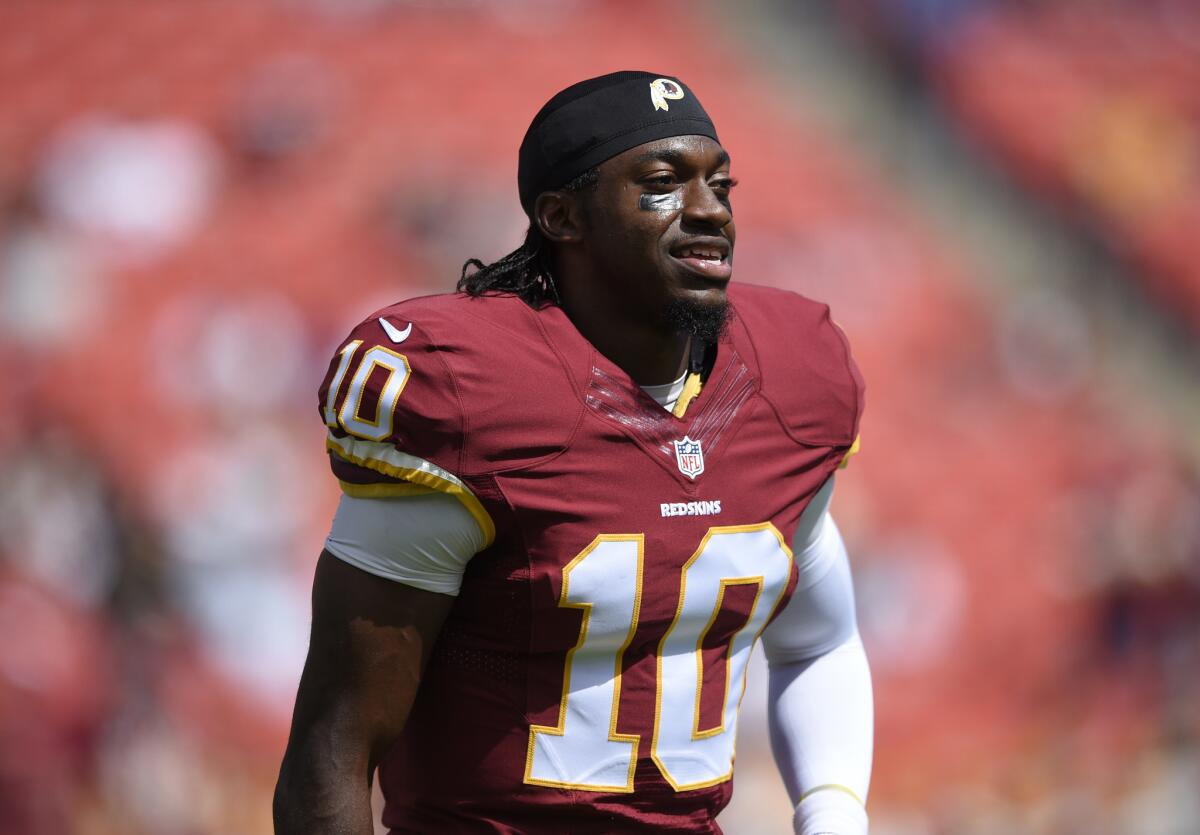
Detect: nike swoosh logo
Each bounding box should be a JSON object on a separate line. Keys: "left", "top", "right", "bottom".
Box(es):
{"left": 378, "top": 317, "right": 412, "bottom": 343}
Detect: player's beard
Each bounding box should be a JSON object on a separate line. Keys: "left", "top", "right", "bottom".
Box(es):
{"left": 663, "top": 297, "right": 732, "bottom": 343}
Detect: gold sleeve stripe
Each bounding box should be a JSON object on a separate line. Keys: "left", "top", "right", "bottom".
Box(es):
{"left": 337, "top": 481, "right": 438, "bottom": 499}
{"left": 797, "top": 783, "right": 866, "bottom": 807}
{"left": 838, "top": 434, "right": 861, "bottom": 470}
{"left": 326, "top": 432, "right": 496, "bottom": 547}
{"left": 671, "top": 371, "right": 703, "bottom": 419}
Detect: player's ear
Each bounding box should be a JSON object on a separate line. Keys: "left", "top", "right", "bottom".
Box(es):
{"left": 533, "top": 191, "right": 584, "bottom": 245}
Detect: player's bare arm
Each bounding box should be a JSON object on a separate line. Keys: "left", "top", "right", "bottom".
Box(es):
{"left": 273, "top": 551, "right": 453, "bottom": 835}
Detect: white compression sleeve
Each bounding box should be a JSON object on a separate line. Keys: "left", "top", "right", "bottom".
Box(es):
{"left": 770, "top": 633, "right": 873, "bottom": 835}
{"left": 324, "top": 492, "right": 486, "bottom": 596}
{"left": 761, "top": 485, "right": 873, "bottom": 835}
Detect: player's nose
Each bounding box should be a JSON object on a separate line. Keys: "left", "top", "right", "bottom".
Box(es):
{"left": 680, "top": 179, "right": 732, "bottom": 230}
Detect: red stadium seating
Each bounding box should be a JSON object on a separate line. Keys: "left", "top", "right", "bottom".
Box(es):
{"left": 932, "top": 3, "right": 1200, "bottom": 331}
{"left": 0, "top": 2, "right": 1195, "bottom": 833}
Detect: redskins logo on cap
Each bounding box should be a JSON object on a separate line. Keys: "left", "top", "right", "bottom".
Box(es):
{"left": 649, "top": 78, "right": 685, "bottom": 112}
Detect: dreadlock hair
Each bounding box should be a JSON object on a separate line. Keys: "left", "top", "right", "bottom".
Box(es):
{"left": 458, "top": 167, "right": 599, "bottom": 308}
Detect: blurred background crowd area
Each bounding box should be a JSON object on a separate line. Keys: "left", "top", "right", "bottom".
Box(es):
{"left": 0, "top": 1, "right": 1197, "bottom": 833}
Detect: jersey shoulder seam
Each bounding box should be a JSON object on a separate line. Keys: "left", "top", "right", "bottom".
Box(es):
{"left": 420, "top": 316, "right": 471, "bottom": 477}
{"left": 734, "top": 289, "right": 858, "bottom": 448}
{"left": 426, "top": 296, "right": 586, "bottom": 477}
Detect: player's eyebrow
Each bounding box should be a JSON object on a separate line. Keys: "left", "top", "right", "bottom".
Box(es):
{"left": 633, "top": 148, "right": 731, "bottom": 169}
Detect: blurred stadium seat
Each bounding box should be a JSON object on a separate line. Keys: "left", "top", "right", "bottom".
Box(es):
{"left": 0, "top": 1, "right": 1197, "bottom": 833}
{"left": 843, "top": 0, "right": 1200, "bottom": 333}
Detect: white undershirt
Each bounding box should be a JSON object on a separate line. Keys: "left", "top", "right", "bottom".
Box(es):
{"left": 640, "top": 370, "right": 689, "bottom": 413}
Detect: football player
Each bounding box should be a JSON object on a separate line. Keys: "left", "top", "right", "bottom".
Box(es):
{"left": 275, "top": 71, "right": 872, "bottom": 835}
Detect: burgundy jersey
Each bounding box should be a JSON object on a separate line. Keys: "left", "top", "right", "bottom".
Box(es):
{"left": 318, "top": 283, "right": 864, "bottom": 834}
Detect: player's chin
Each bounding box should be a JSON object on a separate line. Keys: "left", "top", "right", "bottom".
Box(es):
{"left": 676, "top": 275, "right": 730, "bottom": 310}
{"left": 663, "top": 290, "right": 732, "bottom": 342}
{"left": 669, "top": 264, "right": 732, "bottom": 306}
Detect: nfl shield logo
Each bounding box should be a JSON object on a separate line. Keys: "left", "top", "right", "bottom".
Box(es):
{"left": 673, "top": 436, "right": 705, "bottom": 480}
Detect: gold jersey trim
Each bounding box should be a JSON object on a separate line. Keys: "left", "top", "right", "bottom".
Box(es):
{"left": 799, "top": 782, "right": 866, "bottom": 807}
{"left": 337, "top": 481, "right": 438, "bottom": 499}
{"left": 326, "top": 432, "right": 496, "bottom": 547}
{"left": 671, "top": 371, "right": 703, "bottom": 419}
{"left": 838, "top": 434, "right": 861, "bottom": 470}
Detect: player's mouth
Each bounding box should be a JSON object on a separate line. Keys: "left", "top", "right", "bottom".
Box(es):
{"left": 669, "top": 238, "right": 732, "bottom": 281}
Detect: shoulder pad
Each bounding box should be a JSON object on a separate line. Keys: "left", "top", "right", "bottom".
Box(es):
{"left": 319, "top": 295, "right": 465, "bottom": 475}
{"left": 319, "top": 292, "right": 580, "bottom": 479}
{"left": 730, "top": 283, "right": 863, "bottom": 448}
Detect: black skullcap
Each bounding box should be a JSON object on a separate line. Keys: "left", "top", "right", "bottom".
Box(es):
{"left": 518, "top": 70, "right": 719, "bottom": 215}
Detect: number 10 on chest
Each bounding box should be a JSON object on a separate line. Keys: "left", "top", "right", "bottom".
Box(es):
{"left": 524, "top": 524, "right": 793, "bottom": 793}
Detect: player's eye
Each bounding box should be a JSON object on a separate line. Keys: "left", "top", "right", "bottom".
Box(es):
{"left": 642, "top": 173, "right": 677, "bottom": 188}
{"left": 710, "top": 176, "right": 738, "bottom": 193}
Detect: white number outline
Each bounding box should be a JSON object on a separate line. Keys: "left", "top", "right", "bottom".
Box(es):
{"left": 525, "top": 523, "right": 793, "bottom": 793}
{"left": 323, "top": 342, "right": 411, "bottom": 441}
{"left": 692, "top": 577, "right": 763, "bottom": 741}
{"left": 524, "top": 535, "right": 645, "bottom": 793}
{"left": 651, "top": 523, "right": 792, "bottom": 791}
{"left": 323, "top": 340, "right": 361, "bottom": 428}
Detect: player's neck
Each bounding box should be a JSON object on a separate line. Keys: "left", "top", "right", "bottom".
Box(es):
{"left": 559, "top": 293, "right": 689, "bottom": 386}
